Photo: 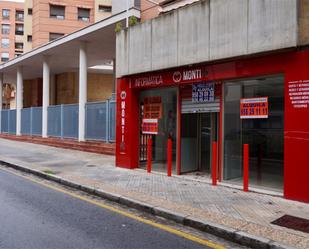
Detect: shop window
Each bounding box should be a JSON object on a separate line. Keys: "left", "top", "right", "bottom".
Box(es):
{"left": 27, "top": 35, "right": 32, "bottom": 42}
{"left": 15, "top": 24, "right": 24, "bottom": 35}
{"left": 15, "top": 10, "right": 24, "bottom": 21}
{"left": 139, "top": 88, "right": 177, "bottom": 171}
{"left": 223, "top": 76, "right": 284, "bottom": 191}
{"left": 1, "top": 24, "right": 10, "bottom": 35}
{"left": 98, "top": 5, "right": 112, "bottom": 12}
{"left": 1, "top": 52, "right": 9, "bottom": 62}
{"left": 28, "top": 8, "right": 32, "bottom": 15}
{"left": 1, "top": 38, "right": 9, "bottom": 48}
{"left": 2, "top": 9, "right": 10, "bottom": 20}
{"left": 50, "top": 5, "right": 65, "bottom": 20}
{"left": 49, "top": 32, "right": 64, "bottom": 41}
{"left": 78, "top": 8, "right": 90, "bottom": 22}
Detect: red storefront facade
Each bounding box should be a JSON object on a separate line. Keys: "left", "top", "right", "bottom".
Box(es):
{"left": 116, "top": 50, "right": 309, "bottom": 203}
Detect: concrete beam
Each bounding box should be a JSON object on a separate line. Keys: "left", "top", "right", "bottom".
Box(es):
{"left": 151, "top": 11, "right": 178, "bottom": 70}
{"left": 209, "top": 0, "right": 248, "bottom": 60}
{"left": 178, "top": 0, "right": 210, "bottom": 65}
{"left": 128, "top": 21, "right": 152, "bottom": 74}
{"left": 116, "top": 30, "right": 129, "bottom": 77}
{"left": 248, "top": 0, "right": 297, "bottom": 53}
{"left": 116, "top": 0, "right": 298, "bottom": 78}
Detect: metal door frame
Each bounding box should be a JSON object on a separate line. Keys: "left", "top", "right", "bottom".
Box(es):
{"left": 197, "top": 112, "right": 219, "bottom": 172}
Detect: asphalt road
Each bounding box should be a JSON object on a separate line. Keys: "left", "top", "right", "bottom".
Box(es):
{"left": 0, "top": 168, "right": 220, "bottom": 249}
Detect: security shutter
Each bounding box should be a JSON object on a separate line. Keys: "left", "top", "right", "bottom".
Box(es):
{"left": 181, "top": 99, "right": 220, "bottom": 113}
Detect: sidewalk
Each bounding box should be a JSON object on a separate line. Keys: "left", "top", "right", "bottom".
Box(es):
{"left": 0, "top": 138, "right": 307, "bottom": 248}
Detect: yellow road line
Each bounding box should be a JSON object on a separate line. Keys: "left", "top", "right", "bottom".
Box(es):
{"left": 0, "top": 167, "right": 226, "bottom": 249}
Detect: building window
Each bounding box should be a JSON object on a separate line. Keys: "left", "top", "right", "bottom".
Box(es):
{"left": 15, "top": 10, "right": 24, "bottom": 21}
{"left": 134, "top": 0, "right": 141, "bottom": 8}
{"left": 98, "top": 5, "right": 112, "bottom": 12}
{"left": 78, "top": 8, "right": 90, "bottom": 22}
{"left": 1, "top": 24, "right": 10, "bottom": 35}
{"left": 28, "top": 8, "right": 32, "bottom": 15}
{"left": 49, "top": 32, "right": 64, "bottom": 41}
{"left": 27, "top": 35, "right": 32, "bottom": 42}
{"left": 1, "top": 52, "right": 9, "bottom": 62}
{"left": 1, "top": 38, "right": 9, "bottom": 48}
{"left": 15, "top": 42, "right": 23, "bottom": 50}
{"left": 50, "top": 5, "right": 65, "bottom": 19}
{"left": 2, "top": 9, "right": 10, "bottom": 20}
{"left": 15, "top": 24, "right": 24, "bottom": 35}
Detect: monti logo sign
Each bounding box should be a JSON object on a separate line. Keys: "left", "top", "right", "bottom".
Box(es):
{"left": 173, "top": 69, "right": 204, "bottom": 83}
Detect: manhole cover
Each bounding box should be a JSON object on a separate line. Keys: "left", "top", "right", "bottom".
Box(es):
{"left": 271, "top": 215, "right": 309, "bottom": 233}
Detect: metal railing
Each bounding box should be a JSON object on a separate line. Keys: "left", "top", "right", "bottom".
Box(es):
{"left": 1, "top": 109, "right": 16, "bottom": 134}
{"left": 47, "top": 104, "right": 79, "bottom": 139}
{"left": 21, "top": 107, "right": 42, "bottom": 136}
{"left": 109, "top": 101, "right": 116, "bottom": 142}
{"left": 85, "top": 100, "right": 116, "bottom": 142}
{"left": 1, "top": 100, "right": 116, "bottom": 143}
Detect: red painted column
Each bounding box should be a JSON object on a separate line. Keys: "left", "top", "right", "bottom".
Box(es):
{"left": 176, "top": 88, "right": 182, "bottom": 175}
{"left": 147, "top": 137, "right": 152, "bottom": 173}
{"left": 212, "top": 142, "right": 217, "bottom": 186}
{"left": 167, "top": 138, "right": 172, "bottom": 177}
{"left": 115, "top": 78, "right": 139, "bottom": 169}
{"left": 243, "top": 144, "right": 249, "bottom": 192}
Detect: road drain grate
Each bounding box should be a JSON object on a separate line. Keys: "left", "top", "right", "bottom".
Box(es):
{"left": 271, "top": 215, "right": 309, "bottom": 233}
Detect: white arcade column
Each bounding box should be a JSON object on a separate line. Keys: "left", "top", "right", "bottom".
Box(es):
{"left": 42, "top": 56, "right": 50, "bottom": 138}
{"left": 16, "top": 66, "right": 23, "bottom": 136}
{"left": 78, "top": 42, "right": 87, "bottom": 142}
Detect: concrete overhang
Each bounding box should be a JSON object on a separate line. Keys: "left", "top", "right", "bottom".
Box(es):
{"left": 0, "top": 8, "right": 140, "bottom": 83}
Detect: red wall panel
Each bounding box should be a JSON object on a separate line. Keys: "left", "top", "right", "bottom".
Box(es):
{"left": 116, "top": 50, "right": 309, "bottom": 202}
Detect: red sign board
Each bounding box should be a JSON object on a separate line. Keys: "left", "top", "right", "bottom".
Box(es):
{"left": 143, "top": 96, "right": 162, "bottom": 119}
{"left": 142, "top": 119, "right": 159, "bottom": 135}
{"left": 240, "top": 97, "right": 268, "bottom": 119}
{"left": 130, "top": 67, "right": 208, "bottom": 89}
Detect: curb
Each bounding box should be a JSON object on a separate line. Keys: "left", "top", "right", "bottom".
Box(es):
{"left": 0, "top": 160, "right": 295, "bottom": 249}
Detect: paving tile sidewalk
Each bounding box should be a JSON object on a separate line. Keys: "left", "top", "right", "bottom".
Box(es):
{"left": 0, "top": 138, "right": 308, "bottom": 248}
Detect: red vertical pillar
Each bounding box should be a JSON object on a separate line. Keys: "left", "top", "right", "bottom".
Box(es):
{"left": 115, "top": 78, "right": 139, "bottom": 169}
{"left": 176, "top": 88, "right": 181, "bottom": 175}
{"left": 167, "top": 138, "right": 172, "bottom": 177}
{"left": 212, "top": 142, "right": 217, "bottom": 186}
{"left": 147, "top": 137, "right": 152, "bottom": 173}
{"left": 243, "top": 144, "right": 249, "bottom": 192}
